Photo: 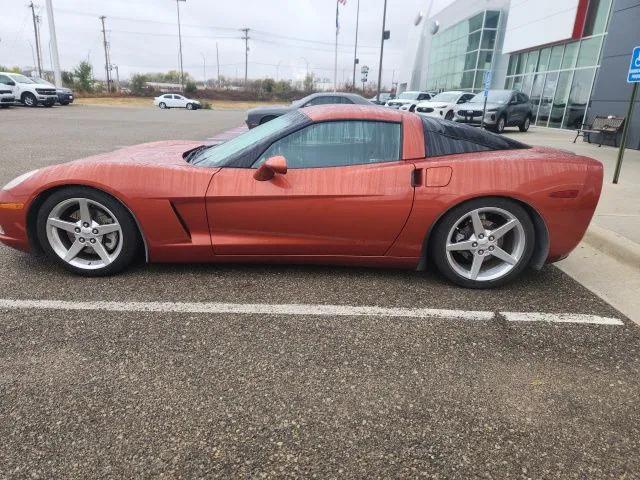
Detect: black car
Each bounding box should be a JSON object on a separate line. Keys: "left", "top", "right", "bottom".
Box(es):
{"left": 453, "top": 90, "right": 533, "bottom": 133}
{"left": 33, "top": 77, "right": 74, "bottom": 105}
{"left": 246, "top": 92, "right": 371, "bottom": 128}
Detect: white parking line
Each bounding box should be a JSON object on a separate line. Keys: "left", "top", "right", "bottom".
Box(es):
{"left": 0, "top": 299, "right": 492, "bottom": 321}
{"left": 502, "top": 312, "right": 624, "bottom": 326}
{"left": 0, "top": 299, "right": 624, "bottom": 325}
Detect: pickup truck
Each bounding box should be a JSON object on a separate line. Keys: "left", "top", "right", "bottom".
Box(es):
{"left": 0, "top": 72, "right": 58, "bottom": 107}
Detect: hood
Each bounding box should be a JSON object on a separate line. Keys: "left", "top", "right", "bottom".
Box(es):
{"left": 31, "top": 82, "right": 56, "bottom": 89}
{"left": 387, "top": 98, "right": 414, "bottom": 105}
{"left": 457, "top": 102, "right": 504, "bottom": 111}
{"left": 65, "top": 140, "right": 203, "bottom": 168}
{"left": 417, "top": 100, "right": 451, "bottom": 108}
{"left": 247, "top": 105, "right": 291, "bottom": 116}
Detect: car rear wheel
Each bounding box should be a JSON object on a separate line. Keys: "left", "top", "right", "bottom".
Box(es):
{"left": 519, "top": 116, "right": 531, "bottom": 132}
{"left": 445, "top": 110, "right": 454, "bottom": 121}
{"left": 22, "top": 92, "right": 38, "bottom": 107}
{"left": 159, "top": 102, "right": 167, "bottom": 109}
{"left": 37, "top": 187, "right": 139, "bottom": 276}
{"left": 431, "top": 198, "right": 535, "bottom": 288}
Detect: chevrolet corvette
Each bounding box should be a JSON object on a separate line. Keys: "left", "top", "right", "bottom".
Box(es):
{"left": 0, "top": 105, "right": 602, "bottom": 288}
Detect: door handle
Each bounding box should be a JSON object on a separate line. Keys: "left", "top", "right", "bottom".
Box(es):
{"left": 411, "top": 168, "right": 424, "bottom": 187}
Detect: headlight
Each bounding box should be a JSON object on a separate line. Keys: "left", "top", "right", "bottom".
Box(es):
{"left": 2, "top": 170, "right": 39, "bottom": 191}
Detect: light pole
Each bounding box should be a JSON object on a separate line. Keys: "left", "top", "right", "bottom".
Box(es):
{"left": 376, "top": 0, "right": 389, "bottom": 103}
{"left": 200, "top": 52, "right": 206, "bottom": 86}
{"left": 352, "top": 0, "right": 360, "bottom": 90}
{"left": 175, "top": 0, "right": 186, "bottom": 92}
{"left": 45, "top": 0, "right": 62, "bottom": 87}
{"left": 300, "top": 57, "right": 310, "bottom": 77}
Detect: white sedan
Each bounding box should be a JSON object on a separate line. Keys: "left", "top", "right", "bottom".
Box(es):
{"left": 153, "top": 93, "right": 201, "bottom": 110}
{"left": 414, "top": 91, "right": 476, "bottom": 120}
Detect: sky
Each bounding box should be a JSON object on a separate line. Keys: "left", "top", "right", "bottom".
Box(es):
{"left": 0, "top": 0, "right": 453, "bottom": 88}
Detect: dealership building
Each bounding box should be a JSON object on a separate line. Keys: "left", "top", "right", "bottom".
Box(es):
{"left": 399, "top": 0, "right": 640, "bottom": 149}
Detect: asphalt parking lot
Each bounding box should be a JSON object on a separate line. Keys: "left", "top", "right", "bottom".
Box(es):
{"left": 1, "top": 105, "right": 639, "bottom": 479}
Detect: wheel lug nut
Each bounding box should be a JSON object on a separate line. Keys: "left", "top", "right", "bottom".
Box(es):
{"left": 74, "top": 227, "right": 81, "bottom": 233}
{"left": 489, "top": 246, "right": 494, "bottom": 251}
{"left": 83, "top": 222, "right": 89, "bottom": 228}
{"left": 92, "top": 229, "right": 99, "bottom": 234}
{"left": 472, "top": 242, "right": 478, "bottom": 248}
{"left": 79, "top": 238, "right": 85, "bottom": 243}
{"left": 478, "top": 249, "right": 484, "bottom": 255}
{"left": 478, "top": 234, "right": 484, "bottom": 239}
{"left": 90, "top": 238, "right": 96, "bottom": 244}
{"left": 489, "top": 236, "right": 494, "bottom": 241}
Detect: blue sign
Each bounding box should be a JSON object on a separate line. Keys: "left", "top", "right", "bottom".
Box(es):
{"left": 483, "top": 71, "right": 492, "bottom": 96}
{"left": 628, "top": 46, "right": 640, "bottom": 83}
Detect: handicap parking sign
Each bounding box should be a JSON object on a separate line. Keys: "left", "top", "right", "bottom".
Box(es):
{"left": 628, "top": 46, "right": 640, "bottom": 83}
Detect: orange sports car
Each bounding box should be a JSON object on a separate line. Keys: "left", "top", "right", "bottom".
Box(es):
{"left": 0, "top": 105, "right": 602, "bottom": 288}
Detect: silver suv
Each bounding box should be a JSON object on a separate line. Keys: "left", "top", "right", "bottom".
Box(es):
{"left": 453, "top": 90, "right": 533, "bottom": 133}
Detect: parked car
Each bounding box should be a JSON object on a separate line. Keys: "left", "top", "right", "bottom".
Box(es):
{"left": 0, "top": 72, "right": 57, "bottom": 107}
{"left": 386, "top": 91, "right": 434, "bottom": 111}
{"left": 0, "top": 105, "right": 603, "bottom": 289}
{"left": 32, "top": 77, "right": 74, "bottom": 105}
{"left": 0, "top": 87, "right": 15, "bottom": 108}
{"left": 153, "top": 93, "right": 201, "bottom": 110}
{"left": 454, "top": 90, "right": 533, "bottom": 133}
{"left": 415, "top": 91, "right": 476, "bottom": 120}
{"left": 246, "top": 92, "right": 371, "bottom": 128}
{"left": 369, "top": 92, "right": 395, "bottom": 105}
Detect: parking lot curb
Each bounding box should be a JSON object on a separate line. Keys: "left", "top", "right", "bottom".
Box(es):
{"left": 582, "top": 224, "right": 640, "bottom": 269}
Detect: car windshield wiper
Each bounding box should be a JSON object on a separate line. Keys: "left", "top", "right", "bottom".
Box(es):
{"left": 184, "top": 144, "right": 212, "bottom": 163}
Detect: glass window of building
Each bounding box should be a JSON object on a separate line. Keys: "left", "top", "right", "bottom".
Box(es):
{"left": 425, "top": 10, "right": 501, "bottom": 93}
{"left": 502, "top": 0, "right": 612, "bottom": 130}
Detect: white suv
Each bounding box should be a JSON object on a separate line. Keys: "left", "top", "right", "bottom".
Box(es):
{"left": 0, "top": 72, "right": 58, "bottom": 107}
{"left": 415, "top": 91, "right": 476, "bottom": 120}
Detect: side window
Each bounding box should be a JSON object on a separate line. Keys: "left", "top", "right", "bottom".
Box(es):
{"left": 254, "top": 121, "right": 401, "bottom": 169}
{"left": 461, "top": 94, "right": 474, "bottom": 102}
{"left": 0, "top": 75, "right": 11, "bottom": 85}
{"left": 417, "top": 93, "right": 430, "bottom": 100}
{"left": 340, "top": 97, "right": 354, "bottom": 104}
{"left": 173, "top": 95, "right": 182, "bottom": 99}
{"left": 305, "top": 96, "right": 336, "bottom": 106}
{"left": 164, "top": 94, "right": 172, "bottom": 98}
{"left": 518, "top": 93, "right": 529, "bottom": 104}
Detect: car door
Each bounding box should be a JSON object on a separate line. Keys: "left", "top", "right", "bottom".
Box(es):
{"left": 175, "top": 95, "right": 188, "bottom": 108}
{"left": 205, "top": 120, "right": 415, "bottom": 256}
{"left": 0, "top": 74, "right": 17, "bottom": 98}
{"left": 507, "top": 93, "right": 522, "bottom": 125}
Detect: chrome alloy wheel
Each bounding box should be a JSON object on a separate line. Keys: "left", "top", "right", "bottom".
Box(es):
{"left": 445, "top": 207, "right": 526, "bottom": 282}
{"left": 46, "top": 198, "right": 123, "bottom": 270}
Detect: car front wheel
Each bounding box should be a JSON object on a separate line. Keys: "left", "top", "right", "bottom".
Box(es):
{"left": 186, "top": 103, "right": 194, "bottom": 110}
{"left": 22, "top": 92, "right": 38, "bottom": 107}
{"left": 37, "top": 187, "right": 140, "bottom": 276}
{"left": 431, "top": 198, "right": 535, "bottom": 288}
{"left": 519, "top": 116, "right": 531, "bottom": 132}
{"left": 445, "top": 110, "right": 454, "bottom": 120}
{"left": 159, "top": 102, "right": 167, "bottom": 109}
{"left": 494, "top": 115, "right": 506, "bottom": 133}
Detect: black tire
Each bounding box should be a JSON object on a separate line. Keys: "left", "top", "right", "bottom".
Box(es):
{"left": 22, "top": 92, "right": 38, "bottom": 107}
{"left": 43, "top": 102, "right": 54, "bottom": 108}
{"left": 259, "top": 115, "right": 277, "bottom": 125}
{"left": 431, "top": 197, "right": 535, "bottom": 289}
{"left": 60, "top": 101, "right": 70, "bottom": 106}
{"left": 494, "top": 115, "right": 506, "bottom": 133}
{"left": 186, "top": 103, "right": 194, "bottom": 110}
{"left": 0, "top": 105, "right": 9, "bottom": 109}
{"left": 409, "top": 105, "right": 416, "bottom": 112}
{"left": 444, "top": 110, "right": 454, "bottom": 121}
{"left": 159, "top": 102, "right": 167, "bottom": 109}
{"left": 519, "top": 115, "right": 531, "bottom": 132}
{"left": 36, "top": 187, "right": 140, "bottom": 277}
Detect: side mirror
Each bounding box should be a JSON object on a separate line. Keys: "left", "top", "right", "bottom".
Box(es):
{"left": 253, "top": 155, "right": 288, "bottom": 181}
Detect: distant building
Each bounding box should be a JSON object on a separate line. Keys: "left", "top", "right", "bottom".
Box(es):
{"left": 399, "top": 0, "right": 639, "bottom": 149}
{"left": 145, "top": 82, "right": 182, "bottom": 92}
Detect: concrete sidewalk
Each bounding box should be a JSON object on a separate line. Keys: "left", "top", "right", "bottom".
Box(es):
{"left": 506, "top": 126, "right": 640, "bottom": 322}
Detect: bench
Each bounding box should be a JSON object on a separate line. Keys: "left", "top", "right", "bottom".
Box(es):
{"left": 573, "top": 115, "right": 625, "bottom": 147}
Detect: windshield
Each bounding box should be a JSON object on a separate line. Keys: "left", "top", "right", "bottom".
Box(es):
{"left": 191, "top": 113, "right": 300, "bottom": 167}
{"left": 398, "top": 91, "right": 420, "bottom": 100}
{"left": 11, "top": 74, "right": 35, "bottom": 84}
{"left": 431, "top": 92, "right": 461, "bottom": 103}
{"left": 469, "top": 91, "right": 512, "bottom": 104}
{"left": 33, "top": 77, "right": 54, "bottom": 86}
